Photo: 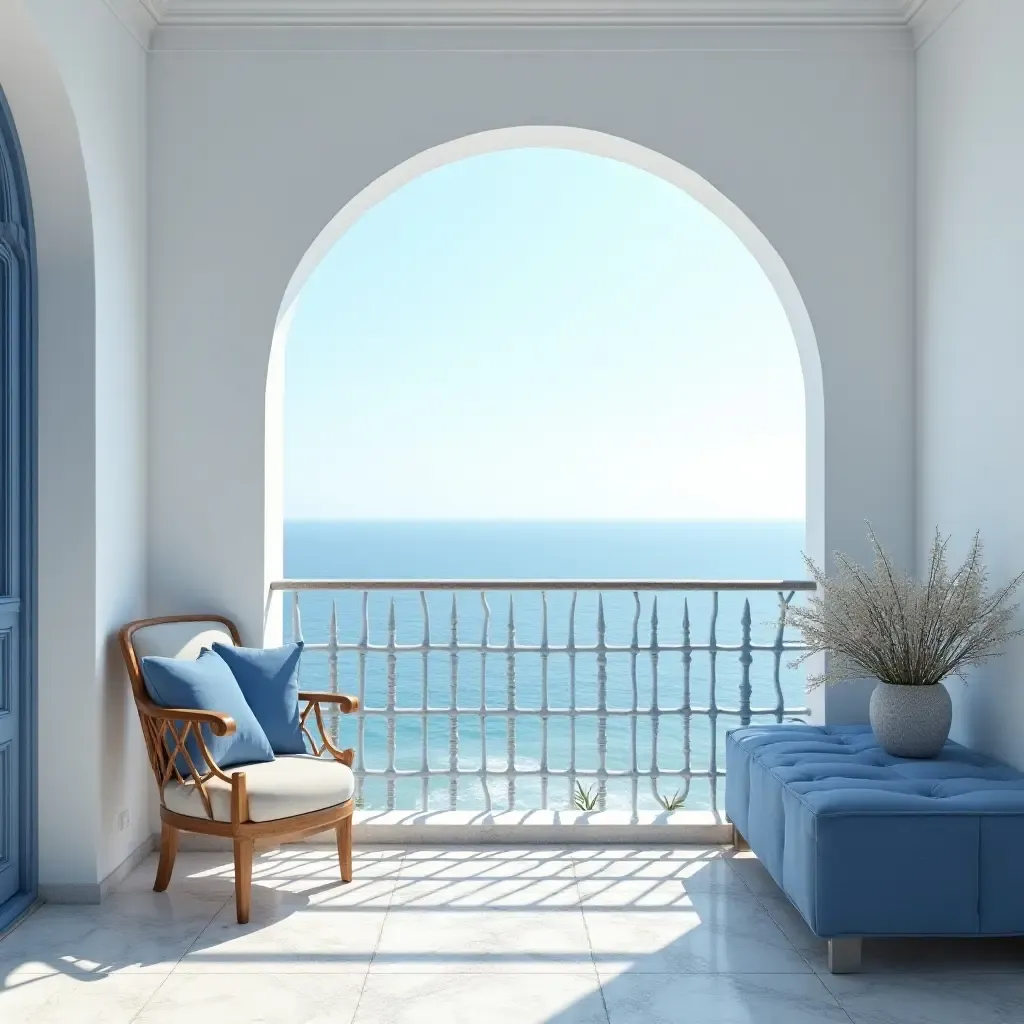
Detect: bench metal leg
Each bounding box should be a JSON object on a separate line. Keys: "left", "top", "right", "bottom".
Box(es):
{"left": 733, "top": 826, "right": 750, "bottom": 852}
{"left": 828, "top": 937, "right": 862, "bottom": 974}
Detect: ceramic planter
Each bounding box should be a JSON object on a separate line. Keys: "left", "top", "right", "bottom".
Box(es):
{"left": 869, "top": 681, "right": 952, "bottom": 758}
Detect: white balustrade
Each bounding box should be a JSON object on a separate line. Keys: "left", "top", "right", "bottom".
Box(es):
{"left": 270, "top": 579, "right": 814, "bottom": 816}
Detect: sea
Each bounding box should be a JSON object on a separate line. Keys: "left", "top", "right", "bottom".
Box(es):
{"left": 283, "top": 520, "right": 809, "bottom": 813}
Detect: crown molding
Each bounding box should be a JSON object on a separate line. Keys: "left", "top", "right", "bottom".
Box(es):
{"left": 101, "top": 0, "right": 162, "bottom": 45}
{"left": 121, "top": 0, "right": 966, "bottom": 47}
{"left": 906, "top": 0, "right": 966, "bottom": 46}
{"left": 155, "top": 1, "right": 916, "bottom": 29}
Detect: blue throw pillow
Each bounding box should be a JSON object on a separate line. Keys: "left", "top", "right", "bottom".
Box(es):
{"left": 140, "top": 648, "right": 275, "bottom": 777}
{"left": 212, "top": 642, "right": 306, "bottom": 755}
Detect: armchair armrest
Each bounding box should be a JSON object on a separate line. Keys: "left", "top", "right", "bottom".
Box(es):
{"left": 299, "top": 693, "right": 358, "bottom": 766}
{"left": 299, "top": 692, "right": 360, "bottom": 714}
{"left": 138, "top": 698, "right": 237, "bottom": 737}
{"left": 136, "top": 698, "right": 238, "bottom": 809}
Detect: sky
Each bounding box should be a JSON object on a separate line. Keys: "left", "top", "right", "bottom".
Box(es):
{"left": 284, "top": 148, "right": 805, "bottom": 521}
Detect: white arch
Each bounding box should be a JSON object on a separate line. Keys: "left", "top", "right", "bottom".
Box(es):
{"left": 1, "top": 0, "right": 102, "bottom": 895}
{"left": 267, "top": 126, "right": 825, "bottom": 593}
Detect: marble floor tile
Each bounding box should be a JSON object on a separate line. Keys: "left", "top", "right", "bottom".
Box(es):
{"left": 400, "top": 846, "right": 577, "bottom": 881}
{"left": 600, "top": 971, "right": 851, "bottom": 1024}
{"left": 573, "top": 848, "right": 749, "bottom": 894}
{"left": 721, "top": 853, "right": 785, "bottom": 897}
{"left": 389, "top": 875, "right": 582, "bottom": 909}
{"left": 300, "top": 876, "right": 399, "bottom": 910}
{"left": 755, "top": 895, "right": 823, "bottom": 953}
{"left": 584, "top": 891, "right": 811, "bottom": 976}
{"left": 10, "top": 845, "right": 1024, "bottom": 1023}
{"left": 116, "top": 852, "right": 238, "bottom": 896}
{"left": 117, "top": 848, "right": 398, "bottom": 900}
{"left": 177, "top": 889, "right": 386, "bottom": 974}
{"left": 0, "top": 891, "right": 226, "bottom": 977}
{"left": 823, "top": 971, "right": 1024, "bottom": 1024}
{"left": 0, "top": 971, "right": 167, "bottom": 1023}
{"left": 135, "top": 971, "right": 367, "bottom": 1023}
{"left": 372, "top": 907, "right": 594, "bottom": 972}
{"left": 577, "top": 877, "right": 713, "bottom": 911}
{"left": 354, "top": 971, "right": 609, "bottom": 1024}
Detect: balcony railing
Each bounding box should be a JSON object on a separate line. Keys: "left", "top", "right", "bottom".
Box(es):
{"left": 269, "top": 579, "right": 815, "bottom": 818}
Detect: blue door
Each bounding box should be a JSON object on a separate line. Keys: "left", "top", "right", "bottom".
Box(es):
{"left": 0, "top": 85, "right": 36, "bottom": 927}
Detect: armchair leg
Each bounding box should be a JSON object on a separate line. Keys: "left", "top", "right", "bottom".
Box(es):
{"left": 234, "top": 838, "right": 254, "bottom": 924}
{"left": 154, "top": 823, "right": 178, "bottom": 892}
{"left": 337, "top": 814, "right": 353, "bottom": 883}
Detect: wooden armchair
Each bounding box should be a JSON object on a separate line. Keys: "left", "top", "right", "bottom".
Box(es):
{"left": 118, "top": 614, "right": 360, "bottom": 923}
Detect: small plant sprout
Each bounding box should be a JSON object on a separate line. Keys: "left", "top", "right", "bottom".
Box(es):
{"left": 656, "top": 789, "right": 687, "bottom": 811}
{"left": 573, "top": 781, "right": 599, "bottom": 811}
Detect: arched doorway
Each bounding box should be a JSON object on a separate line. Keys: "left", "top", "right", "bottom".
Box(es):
{"left": 265, "top": 128, "right": 825, "bottom": 813}
{"left": 0, "top": 84, "right": 36, "bottom": 927}
{"left": 268, "top": 127, "right": 824, "bottom": 585}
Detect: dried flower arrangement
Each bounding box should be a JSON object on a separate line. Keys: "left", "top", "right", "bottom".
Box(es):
{"left": 788, "top": 527, "right": 1024, "bottom": 689}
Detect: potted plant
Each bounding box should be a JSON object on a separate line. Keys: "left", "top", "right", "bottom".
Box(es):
{"left": 787, "top": 527, "right": 1024, "bottom": 758}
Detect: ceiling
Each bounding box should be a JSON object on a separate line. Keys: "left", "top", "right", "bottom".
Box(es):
{"left": 121, "top": 0, "right": 954, "bottom": 40}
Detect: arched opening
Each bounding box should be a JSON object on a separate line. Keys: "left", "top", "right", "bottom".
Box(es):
{"left": 1, "top": 0, "right": 105, "bottom": 905}
{"left": 270, "top": 127, "right": 823, "bottom": 572}
{"left": 267, "top": 128, "right": 823, "bottom": 814}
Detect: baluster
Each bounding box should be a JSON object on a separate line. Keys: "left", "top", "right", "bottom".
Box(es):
{"left": 291, "top": 594, "right": 304, "bottom": 729}
{"left": 480, "top": 592, "right": 492, "bottom": 812}
{"left": 328, "top": 600, "right": 340, "bottom": 747}
{"left": 540, "top": 591, "right": 550, "bottom": 810}
{"left": 420, "top": 591, "right": 430, "bottom": 811}
{"left": 629, "top": 592, "right": 640, "bottom": 818}
{"left": 774, "top": 591, "right": 796, "bottom": 723}
{"left": 708, "top": 591, "right": 720, "bottom": 812}
{"left": 356, "top": 592, "right": 368, "bottom": 807}
{"left": 596, "top": 594, "right": 608, "bottom": 811}
{"left": 650, "top": 596, "right": 660, "bottom": 813}
{"left": 567, "top": 591, "right": 578, "bottom": 809}
{"left": 506, "top": 595, "right": 517, "bottom": 810}
{"left": 739, "top": 599, "right": 753, "bottom": 727}
{"left": 449, "top": 594, "right": 459, "bottom": 811}
{"left": 386, "top": 598, "right": 397, "bottom": 811}
{"left": 682, "top": 599, "right": 692, "bottom": 800}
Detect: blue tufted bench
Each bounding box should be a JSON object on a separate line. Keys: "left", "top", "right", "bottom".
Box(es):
{"left": 726, "top": 724, "right": 1024, "bottom": 973}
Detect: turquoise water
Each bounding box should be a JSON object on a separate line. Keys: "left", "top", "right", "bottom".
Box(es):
{"left": 283, "top": 520, "right": 809, "bottom": 812}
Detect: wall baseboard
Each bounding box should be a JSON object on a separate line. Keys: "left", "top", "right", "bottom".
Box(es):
{"left": 38, "top": 835, "right": 155, "bottom": 905}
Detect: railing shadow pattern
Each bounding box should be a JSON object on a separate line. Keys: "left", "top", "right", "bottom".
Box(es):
{"left": 4, "top": 846, "right": 1024, "bottom": 1022}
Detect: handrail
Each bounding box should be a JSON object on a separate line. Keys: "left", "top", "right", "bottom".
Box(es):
{"left": 271, "top": 578, "right": 816, "bottom": 592}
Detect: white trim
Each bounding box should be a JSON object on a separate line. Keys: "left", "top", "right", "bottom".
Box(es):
{"left": 38, "top": 835, "right": 155, "bottom": 904}
{"left": 906, "top": 0, "right": 968, "bottom": 47}
{"left": 151, "top": 24, "right": 915, "bottom": 52}
{"left": 101, "top": 0, "right": 161, "bottom": 46}
{"left": 157, "top": 0, "right": 911, "bottom": 29}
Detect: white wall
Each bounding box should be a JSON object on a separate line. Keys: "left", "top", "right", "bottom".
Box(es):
{"left": 148, "top": 25, "right": 917, "bottom": 732}
{"left": 917, "top": 0, "right": 1024, "bottom": 765}
{"left": 0, "top": 0, "right": 149, "bottom": 892}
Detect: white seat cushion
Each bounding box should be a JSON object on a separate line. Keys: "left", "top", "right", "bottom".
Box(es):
{"left": 163, "top": 754, "right": 355, "bottom": 823}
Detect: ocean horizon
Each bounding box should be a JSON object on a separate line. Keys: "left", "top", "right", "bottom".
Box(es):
{"left": 283, "top": 519, "right": 810, "bottom": 812}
